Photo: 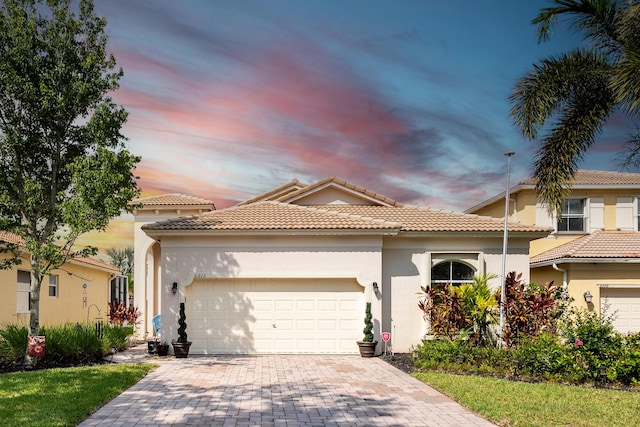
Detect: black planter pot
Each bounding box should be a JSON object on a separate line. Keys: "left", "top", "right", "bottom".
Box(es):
{"left": 172, "top": 341, "right": 192, "bottom": 358}
{"left": 357, "top": 341, "right": 378, "bottom": 357}
{"left": 156, "top": 344, "right": 169, "bottom": 356}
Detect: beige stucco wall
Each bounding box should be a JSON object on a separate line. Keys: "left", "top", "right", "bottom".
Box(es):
{"left": 151, "top": 233, "right": 535, "bottom": 354}
{"left": 159, "top": 234, "right": 384, "bottom": 350}
{"left": 532, "top": 263, "right": 640, "bottom": 314}
{"left": 0, "top": 253, "right": 113, "bottom": 327}
{"left": 380, "top": 235, "right": 532, "bottom": 352}
{"left": 469, "top": 189, "right": 539, "bottom": 225}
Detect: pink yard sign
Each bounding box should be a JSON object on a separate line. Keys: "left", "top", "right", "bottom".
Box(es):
{"left": 382, "top": 332, "right": 391, "bottom": 342}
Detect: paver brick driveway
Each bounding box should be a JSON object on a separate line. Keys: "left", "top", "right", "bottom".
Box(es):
{"left": 80, "top": 353, "right": 495, "bottom": 427}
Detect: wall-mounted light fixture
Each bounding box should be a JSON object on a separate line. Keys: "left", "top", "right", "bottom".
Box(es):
{"left": 372, "top": 282, "right": 379, "bottom": 293}
{"left": 172, "top": 282, "right": 178, "bottom": 295}
{"left": 583, "top": 290, "right": 593, "bottom": 304}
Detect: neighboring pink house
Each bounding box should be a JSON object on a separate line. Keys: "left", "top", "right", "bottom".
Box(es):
{"left": 133, "top": 177, "right": 549, "bottom": 355}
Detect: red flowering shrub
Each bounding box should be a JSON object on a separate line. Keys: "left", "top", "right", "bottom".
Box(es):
{"left": 107, "top": 302, "right": 140, "bottom": 325}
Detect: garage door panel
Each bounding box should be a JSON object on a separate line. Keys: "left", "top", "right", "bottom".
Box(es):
{"left": 275, "top": 300, "right": 294, "bottom": 311}
{"left": 601, "top": 288, "right": 640, "bottom": 334}
{"left": 186, "top": 278, "right": 364, "bottom": 354}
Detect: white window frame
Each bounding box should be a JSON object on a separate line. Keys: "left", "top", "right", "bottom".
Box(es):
{"left": 48, "top": 275, "right": 58, "bottom": 298}
{"left": 556, "top": 198, "right": 587, "bottom": 233}
{"left": 17, "top": 270, "right": 31, "bottom": 314}
{"left": 431, "top": 260, "right": 476, "bottom": 288}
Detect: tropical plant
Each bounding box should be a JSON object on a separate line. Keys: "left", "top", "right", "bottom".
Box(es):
{"left": 418, "top": 274, "right": 499, "bottom": 343}
{"left": 510, "top": 0, "right": 640, "bottom": 216}
{"left": 0, "top": 0, "right": 140, "bottom": 338}
{"left": 107, "top": 302, "right": 140, "bottom": 326}
{"left": 362, "top": 302, "right": 375, "bottom": 342}
{"left": 501, "top": 272, "right": 564, "bottom": 347}
{"left": 105, "top": 247, "right": 134, "bottom": 292}
{"left": 418, "top": 283, "right": 467, "bottom": 339}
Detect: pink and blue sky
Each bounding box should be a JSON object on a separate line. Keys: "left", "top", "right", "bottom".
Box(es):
{"left": 82, "top": 1, "right": 634, "bottom": 250}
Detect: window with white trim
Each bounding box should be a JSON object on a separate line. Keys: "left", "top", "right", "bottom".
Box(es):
{"left": 557, "top": 198, "right": 586, "bottom": 232}
{"left": 17, "top": 270, "right": 30, "bottom": 313}
{"left": 431, "top": 260, "right": 475, "bottom": 288}
{"left": 48, "top": 275, "right": 58, "bottom": 298}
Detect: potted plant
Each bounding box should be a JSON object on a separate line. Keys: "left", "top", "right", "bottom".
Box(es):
{"left": 171, "top": 302, "right": 192, "bottom": 358}
{"left": 155, "top": 341, "right": 169, "bottom": 356}
{"left": 357, "top": 302, "right": 378, "bottom": 357}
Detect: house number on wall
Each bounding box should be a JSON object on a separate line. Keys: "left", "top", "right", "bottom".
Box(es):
{"left": 194, "top": 273, "right": 207, "bottom": 279}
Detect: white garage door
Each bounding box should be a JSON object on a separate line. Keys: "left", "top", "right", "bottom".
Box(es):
{"left": 186, "top": 278, "right": 364, "bottom": 354}
{"left": 601, "top": 288, "right": 640, "bottom": 334}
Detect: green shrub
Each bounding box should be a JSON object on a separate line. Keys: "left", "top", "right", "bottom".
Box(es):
{"left": 560, "top": 308, "right": 622, "bottom": 381}
{"left": 412, "top": 327, "right": 640, "bottom": 387}
{"left": 102, "top": 325, "right": 134, "bottom": 351}
{"left": 512, "top": 333, "right": 571, "bottom": 379}
{"left": 610, "top": 334, "right": 640, "bottom": 386}
{"left": 0, "top": 322, "right": 136, "bottom": 365}
{"left": 0, "top": 324, "right": 29, "bottom": 362}
{"left": 40, "top": 324, "right": 103, "bottom": 362}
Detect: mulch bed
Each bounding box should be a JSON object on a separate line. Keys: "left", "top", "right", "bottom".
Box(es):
{"left": 0, "top": 357, "right": 108, "bottom": 374}
{"left": 381, "top": 353, "right": 415, "bottom": 374}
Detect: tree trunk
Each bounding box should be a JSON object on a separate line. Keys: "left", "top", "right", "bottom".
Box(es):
{"left": 28, "top": 262, "right": 43, "bottom": 336}
{"left": 25, "top": 259, "right": 45, "bottom": 365}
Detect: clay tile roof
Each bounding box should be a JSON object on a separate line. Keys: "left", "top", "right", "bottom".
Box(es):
{"left": 277, "top": 177, "right": 404, "bottom": 207}
{"left": 0, "top": 231, "right": 119, "bottom": 272}
{"left": 73, "top": 256, "right": 120, "bottom": 273}
{"left": 142, "top": 202, "right": 401, "bottom": 232}
{"left": 236, "top": 179, "right": 306, "bottom": 206}
{"left": 0, "top": 231, "right": 24, "bottom": 245}
{"left": 531, "top": 230, "right": 640, "bottom": 265}
{"left": 318, "top": 205, "right": 550, "bottom": 233}
{"left": 519, "top": 170, "right": 640, "bottom": 186}
{"left": 130, "top": 193, "right": 216, "bottom": 208}
{"left": 143, "top": 202, "right": 550, "bottom": 234}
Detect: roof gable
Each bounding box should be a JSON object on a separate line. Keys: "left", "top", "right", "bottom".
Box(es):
{"left": 276, "top": 177, "right": 403, "bottom": 207}
{"left": 236, "top": 179, "right": 306, "bottom": 206}
{"left": 465, "top": 169, "right": 640, "bottom": 214}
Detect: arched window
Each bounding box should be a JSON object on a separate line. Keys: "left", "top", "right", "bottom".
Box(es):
{"left": 431, "top": 261, "right": 475, "bottom": 288}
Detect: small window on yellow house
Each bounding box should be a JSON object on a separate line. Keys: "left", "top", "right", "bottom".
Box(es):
{"left": 48, "top": 275, "right": 58, "bottom": 298}
{"left": 557, "top": 199, "right": 585, "bottom": 232}
{"left": 17, "top": 270, "right": 31, "bottom": 313}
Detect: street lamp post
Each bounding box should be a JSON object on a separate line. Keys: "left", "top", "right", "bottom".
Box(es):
{"left": 499, "top": 151, "right": 515, "bottom": 346}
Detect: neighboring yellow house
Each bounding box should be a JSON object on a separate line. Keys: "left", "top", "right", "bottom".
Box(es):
{"left": 0, "top": 231, "right": 121, "bottom": 327}
{"left": 466, "top": 170, "right": 640, "bottom": 334}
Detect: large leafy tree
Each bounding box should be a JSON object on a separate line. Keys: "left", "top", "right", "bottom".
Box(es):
{"left": 510, "top": 0, "right": 640, "bottom": 215}
{"left": 0, "top": 0, "right": 140, "bottom": 336}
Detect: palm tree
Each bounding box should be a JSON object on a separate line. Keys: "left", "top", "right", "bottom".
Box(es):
{"left": 510, "top": 0, "right": 640, "bottom": 216}
{"left": 106, "top": 247, "right": 134, "bottom": 276}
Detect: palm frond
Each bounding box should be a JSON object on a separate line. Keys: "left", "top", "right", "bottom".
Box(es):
{"left": 511, "top": 50, "right": 613, "bottom": 215}
{"left": 611, "top": 3, "right": 640, "bottom": 114}
{"left": 533, "top": 0, "right": 622, "bottom": 54}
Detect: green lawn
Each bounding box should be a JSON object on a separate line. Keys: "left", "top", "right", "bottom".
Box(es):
{"left": 0, "top": 363, "right": 155, "bottom": 427}
{"left": 414, "top": 372, "right": 640, "bottom": 427}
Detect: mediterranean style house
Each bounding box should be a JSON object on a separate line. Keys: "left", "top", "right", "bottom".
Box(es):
{"left": 132, "top": 177, "right": 550, "bottom": 355}
{"left": 0, "top": 231, "right": 121, "bottom": 326}
{"left": 466, "top": 169, "right": 640, "bottom": 335}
